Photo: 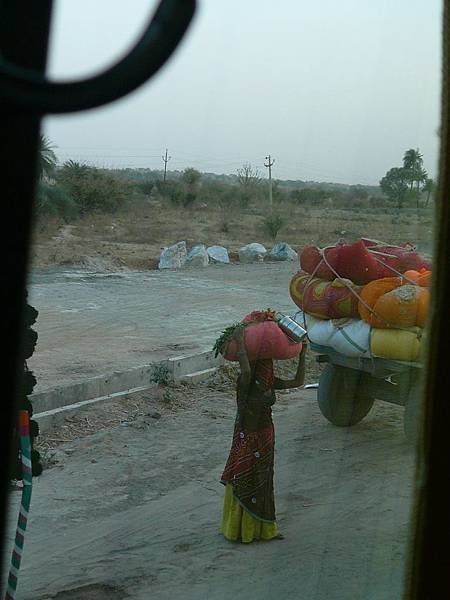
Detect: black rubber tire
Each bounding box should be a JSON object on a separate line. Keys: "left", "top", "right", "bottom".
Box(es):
{"left": 404, "top": 385, "right": 422, "bottom": 443}
{"left": 317, "top": 364, "right": 375, "bottom": 427}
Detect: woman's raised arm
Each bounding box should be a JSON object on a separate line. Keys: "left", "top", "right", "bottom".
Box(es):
{"left": 274, "top": 342, "right": 308, "bottom": 390}
{"left": 235, "top": 327, "right": 251, "bottom": 386}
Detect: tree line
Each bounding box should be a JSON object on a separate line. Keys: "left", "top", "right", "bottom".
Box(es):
{"left": 36, "top": 137, "right": 435, "bottom": 223}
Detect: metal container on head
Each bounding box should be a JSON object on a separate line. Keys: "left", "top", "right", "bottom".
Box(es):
{"left": 276, "top": 313, "right": 308, "bottom": 344}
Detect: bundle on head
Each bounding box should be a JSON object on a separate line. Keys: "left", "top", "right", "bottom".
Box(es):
{"left": 213, "top": 309, "right": 302, "bottom": 362}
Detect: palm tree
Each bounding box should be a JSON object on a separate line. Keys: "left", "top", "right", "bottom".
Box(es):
{"left": 416, "top": 167, "right": 428, "bottom": 191}
{"left": 38, "top": 135, "right": 57, "bottom": 180}
{"left": 403, "top": 148, "right": 424, "bottom": 191}
{"left": 422, "top": 177, "right": 435, "bottom": 207}
{"left": 411, "top": 166, "right": 427, "bottom": 208}
{"left": 61, "top": 159, "right": 91, "bottom": 177}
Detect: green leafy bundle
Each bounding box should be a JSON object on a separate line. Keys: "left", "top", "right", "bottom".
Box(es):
{"left": 213, "top": 322, "right": 245, "bottom": 358}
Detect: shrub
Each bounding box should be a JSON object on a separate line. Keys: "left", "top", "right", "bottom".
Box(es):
{"left": 272, "top": 182, "right": 288, "bottom": 204}
{"left": 182, "top": 191, "right": 197, "bottom": 208}
{"left": 217, "top": 188, "right": 237, "bottom": 209}
{"left": 289, "top": 187, "right": 328, "bottom": 205}
{"left": 181, "top": 167, "right": 201, "bottom": 186}
{"left": 263, "top": 213, "right": 285, "bottom": 240}
{"left": 348, "top": 185, "right": 369, "bottom": 200}
{"left": 159, "top": 180, "right": 182, "bottom": 205}
{"left": 151, "top": 364, "right": 170, "bottom": 385}
{"left": 159, "top": 180, "right": 199, "bottom": 208}
{"left": 56, "top": 161, "right": 127, "bottom": 214}
{"left": 36, "top": 182, "right": 78, "bottom": 220}
{"left": 162, "top": 388, "right": 174, "bottom": 404}
{"left": 137, "top": 179, "right": 155, "bottom": 195}
{"left": 220, "top": 220, "right": 230, "bottom": 233}
{"left": 368, "top": 195, "right": 391, "bottom": 208}
{"left": 238, "top": 189, "right": 252, "bottom": 209}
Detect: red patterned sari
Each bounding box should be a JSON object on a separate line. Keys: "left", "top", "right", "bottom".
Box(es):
{"left": 221, "top": 359, "right": 277, "bottom": 524}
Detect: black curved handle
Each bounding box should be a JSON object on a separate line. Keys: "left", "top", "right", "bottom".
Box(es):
{"left": 0, "top": 0, "right": 196, "bottom": 114}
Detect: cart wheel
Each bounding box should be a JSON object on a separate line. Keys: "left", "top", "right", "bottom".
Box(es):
{"left": 317, "top": 364, "right": 375, "bottom": 427}
{"left": 404, "top": 386, "right": 422, "bottom": 443}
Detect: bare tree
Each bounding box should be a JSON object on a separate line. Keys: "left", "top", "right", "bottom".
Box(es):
{"left": 236, "top": 163, "right": 261, "bottom": 208}
{"left": 237, "top": 162, "right": 261, "bottom": 187}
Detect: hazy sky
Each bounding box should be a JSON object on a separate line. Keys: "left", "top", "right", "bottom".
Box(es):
{"left": 44, "top": 0, "right": 443, "bottom": 185}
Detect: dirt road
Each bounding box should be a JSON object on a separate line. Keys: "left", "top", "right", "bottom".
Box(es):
{"left": 28, "top": 262, "right": 300, "bottom": 391}
{"left": 5, "top": 378, "right": 416, "bottom": 600}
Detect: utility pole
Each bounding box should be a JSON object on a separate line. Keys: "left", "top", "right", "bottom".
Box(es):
{"left": 264, "top": 155, "right": 275, "bottom": 211}
{"left": 162, "top": 148, "right": 171, "bottom": 182}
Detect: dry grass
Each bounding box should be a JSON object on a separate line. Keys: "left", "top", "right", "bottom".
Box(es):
{"left": 31, "top": 200, "right": 433, "bottom": 270}
{"left": 35, "top": 380, "right": 220, "bottom": 455}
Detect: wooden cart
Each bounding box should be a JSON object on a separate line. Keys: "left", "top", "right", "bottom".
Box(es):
{"left": 310, "top": 342, "right": 423, "bottom": 440}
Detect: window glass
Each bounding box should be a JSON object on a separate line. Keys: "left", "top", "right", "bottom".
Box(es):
{"left": 5, "top": 1, "right": 441, "bottom": 599}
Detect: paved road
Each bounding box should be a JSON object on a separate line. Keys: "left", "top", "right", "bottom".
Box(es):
{"left": 28, "top": 263, "right": 300, "bottom": 392}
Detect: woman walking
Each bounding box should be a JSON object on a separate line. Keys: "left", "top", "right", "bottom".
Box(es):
{"left": 220, "top": 327, "right": 307, "bottom": 543}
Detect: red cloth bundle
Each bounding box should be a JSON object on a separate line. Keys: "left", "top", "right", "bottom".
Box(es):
{"left": 223, "top": 311, "right": 302, "bottom": 362}
{"left": 366, "top": 244, "right": 431, "bottom": 273}
{"left": 299, "top": 240, "right": 430, "bottom": 284}
{"left": 299, "top": 240, "right": 379, "bottom": 285}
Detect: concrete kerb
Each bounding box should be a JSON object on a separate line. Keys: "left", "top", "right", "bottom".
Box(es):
{"left": 33, "top": 350, "right": 224, "bottom": 433}
{"left": 165, "top": 350, "right": 224, "bottom": 380}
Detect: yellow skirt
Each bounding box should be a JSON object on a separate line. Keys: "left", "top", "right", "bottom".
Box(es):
{"left": 220, "top": 484, "right": 278, "bottom": 543}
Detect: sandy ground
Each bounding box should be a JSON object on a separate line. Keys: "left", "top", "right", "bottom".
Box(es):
{"left": 4, "top": 370, "right": 416, "bottom": 600}
{"left": 11, "top": 260, "right": 420, "bottom": 599}
{"left": 27, "top": 262, "right": 305, "bottom": 392}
